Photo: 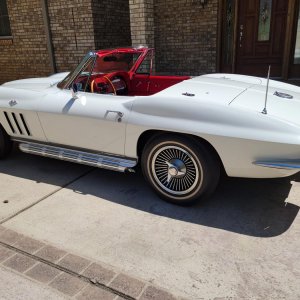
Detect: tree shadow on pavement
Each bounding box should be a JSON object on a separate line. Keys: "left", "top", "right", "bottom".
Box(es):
{"left": 1, "top": 149, "right": 299, "bottom": 238}
{"left": 79, "top": 168, "right": 300, "bottom": 238}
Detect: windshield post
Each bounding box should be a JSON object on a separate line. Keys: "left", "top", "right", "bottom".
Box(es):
{"left": 57, "top": 52, "right": 97, "bottom": 90}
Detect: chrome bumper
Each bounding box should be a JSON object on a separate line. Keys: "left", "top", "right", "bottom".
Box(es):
{"left": 253, "top": 160, "right": 300, "bottom": 170}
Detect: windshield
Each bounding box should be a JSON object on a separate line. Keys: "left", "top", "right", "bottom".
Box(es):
{"left": 57, "top": 52, "right": 96, "bottom": 89}
{"left": 57, "top": 51, "right": 142, "bottom": 90}
{"left": 94, "top": 52, "right": 141, "bottom": 73}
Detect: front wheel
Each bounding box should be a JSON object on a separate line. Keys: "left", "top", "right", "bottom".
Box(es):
{"left": 0, "top": 125, "right": 12, "bottom": 159}
{"left": 141, "top": 135, "right": 220, "bottom": 206}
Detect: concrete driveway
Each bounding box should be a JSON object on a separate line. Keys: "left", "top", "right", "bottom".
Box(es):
{"left": 1, "top": 148, "right": 300, "bottom": 299}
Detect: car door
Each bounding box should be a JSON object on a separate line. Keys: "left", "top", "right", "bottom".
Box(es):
{"left": 37, "top": 88, "right": 133, "bottom": 156}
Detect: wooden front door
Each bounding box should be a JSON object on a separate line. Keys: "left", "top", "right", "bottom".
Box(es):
{"left": 236, "top": 0, "right": 289, "bottom": 77}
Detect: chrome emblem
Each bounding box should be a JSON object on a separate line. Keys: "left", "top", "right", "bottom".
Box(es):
{"left": 9, "top": 100, "right": 18, "bottom": 106}
{"left": 182, "top": 92, "right": 195, "bottom": 97}
{"left": 274, "top": 91, "right": 293, "bottom": 99}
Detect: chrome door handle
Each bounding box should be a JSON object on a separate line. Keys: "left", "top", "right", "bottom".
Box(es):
{"left": 107, "top": 110, "right": 123, "bottom": 117}
{"left": 106, "top": 110, "right": 124, "bottom": 122}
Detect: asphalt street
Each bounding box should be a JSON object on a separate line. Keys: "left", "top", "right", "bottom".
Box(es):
{"left": 1, "top": 148, "right": 300, "bottom": 299}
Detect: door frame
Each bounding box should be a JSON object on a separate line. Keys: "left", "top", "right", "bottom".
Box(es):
{"left": 219, "top": 0, "right": 298, "bottom": 82}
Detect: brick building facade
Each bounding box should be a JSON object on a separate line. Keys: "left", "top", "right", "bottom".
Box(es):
{"left": 0, "top": 0, "right": 300, "bottom": 84}
{"left": 0, "top": 0, "right": 131, "bottom": 84}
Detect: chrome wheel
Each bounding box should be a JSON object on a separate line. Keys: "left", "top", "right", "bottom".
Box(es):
{"left": 142, "top": 135, "right": 220, "bottom": 205}
{"left": 151, "top": 145, "right": 202, "bottom": 196}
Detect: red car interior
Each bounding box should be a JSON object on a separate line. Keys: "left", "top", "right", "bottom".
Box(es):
{"left": 75, "top": 47, "right": 191, "bottom": 96}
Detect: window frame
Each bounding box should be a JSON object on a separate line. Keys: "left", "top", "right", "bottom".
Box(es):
{"left": 0, "top": 0, "right": 12, "bottom": 38}
{"left": 289, "top": 0, "right": 300, "bottom": 78}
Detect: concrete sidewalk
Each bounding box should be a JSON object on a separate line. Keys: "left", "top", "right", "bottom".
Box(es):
{"left": 1, "top": 149, "right": 300, "bottom": 299}
{"left": 0, "top": 266, "right": 67, "bottom": 300}
{"left": 0, "top": 226, "right": 177, "bottom": 299}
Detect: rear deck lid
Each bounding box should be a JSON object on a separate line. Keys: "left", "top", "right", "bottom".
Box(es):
{"left": 230, "top": 79, "right": 300, "bottom": 126}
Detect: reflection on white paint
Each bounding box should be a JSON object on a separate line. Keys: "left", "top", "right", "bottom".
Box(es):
{"left": 80, "top": 96, "right": 87, "bottom": 106}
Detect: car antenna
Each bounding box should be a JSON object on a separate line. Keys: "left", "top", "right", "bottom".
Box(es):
{"left": 262, "top": 65, "right": 271, "bottom": 115}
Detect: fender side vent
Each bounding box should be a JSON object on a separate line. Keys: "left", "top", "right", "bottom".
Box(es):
{"left": 3, "top": 111, "right": 16, "bottom": 134}
{"left": 3, "top": 112, "right": 31, "bottom": 136}
{"left": 20, "top": 113, "right": 31, "bottom": 136}
{"left": 11, "top": 112, "right": 23, "bottom": 135}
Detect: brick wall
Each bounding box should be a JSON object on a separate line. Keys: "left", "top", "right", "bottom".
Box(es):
{"left": 92, "top": 0, "right": 131, "bottom": 50}
{"left": 153, "top": 0, "right": 219, "bottom": 75}
{"left": 128, "top": 0, "right": 219, "bottom": 75}
{"left": 0, "top": 0, "right": 131, "bottom": 84}
{"left": 0, "top": 0, "right": 218, "bottom": 84}
{"left": 47, "top": 1, "right": 95, "bottom": 73}
{"left": 129, "top": 0, "right": 154, "bottom": 47}
{"left": 0, "top": 0, "right": 52, "bottom": 84}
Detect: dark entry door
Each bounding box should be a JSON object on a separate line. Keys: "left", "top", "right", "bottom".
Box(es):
{"left": 236, "top": 0, "right": 289, "bottom": 77}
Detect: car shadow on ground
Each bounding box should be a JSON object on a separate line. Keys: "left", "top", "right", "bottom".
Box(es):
{"left": 1, "top": 148, "right": 299, "bottom": 238}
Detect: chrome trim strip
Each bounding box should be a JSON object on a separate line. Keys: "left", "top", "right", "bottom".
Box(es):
{"left": 19, "top": 142, "right": 137, "bottom": 172}
{"left": 253, "top": 160, "right": 300, "bottom": 170}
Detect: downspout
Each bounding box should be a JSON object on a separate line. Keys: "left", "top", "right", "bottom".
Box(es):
{"left": 41, "top": 0, "right": 57, "bottom": 73}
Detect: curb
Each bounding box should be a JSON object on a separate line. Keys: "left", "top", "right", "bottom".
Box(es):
{"left": 0, "top": 225, "right": 181, "bottom": 300}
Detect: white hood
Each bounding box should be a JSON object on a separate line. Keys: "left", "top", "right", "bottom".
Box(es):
{"left": 1, "top": 72, "right": 69, "bottom": 92}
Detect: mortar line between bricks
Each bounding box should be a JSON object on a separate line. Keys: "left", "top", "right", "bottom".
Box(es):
{"left": 137, "top": 282, "right": 150, "bottom": 300}
{"left": 0, "top": 168, "right": 95, "bottom": 225}
{"left": 71, "top": 282, "right": 90, "bottom": 299}
{"left": 0, "top": 240, "right": 136, "bottom": 300}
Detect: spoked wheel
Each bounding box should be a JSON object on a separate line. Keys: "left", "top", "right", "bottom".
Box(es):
{"left": 0, "top": 125, "right": 12, "bottom": 159}
{"left": 141, "top": 135, "right": 220, "bottom": 206}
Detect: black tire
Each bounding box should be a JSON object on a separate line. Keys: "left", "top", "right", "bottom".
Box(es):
{"left": 0, "top": 125, "right": 13, "bottom": 159}
{"left": 141, "top": 135, "right": 220, "bottom": 206}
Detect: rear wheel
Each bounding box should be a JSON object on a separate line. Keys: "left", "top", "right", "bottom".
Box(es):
{"left": 141, "top": 135, "right": 220, "bottom": 205}
{"left": 0, "top": 125, "right": 12, "bottom": 159}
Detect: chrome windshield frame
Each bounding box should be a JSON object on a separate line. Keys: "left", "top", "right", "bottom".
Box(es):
{"left": 57, "top": 51, "right": 97, "bottom": 90}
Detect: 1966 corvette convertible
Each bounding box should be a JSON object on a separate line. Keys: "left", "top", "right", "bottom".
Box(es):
{"left": 0, "top": 47, "right": 300, "bottom": 205}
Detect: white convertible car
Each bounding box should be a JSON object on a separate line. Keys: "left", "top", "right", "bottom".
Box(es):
{"left": 0, "top": 47, "right": 300, "bottom": 205}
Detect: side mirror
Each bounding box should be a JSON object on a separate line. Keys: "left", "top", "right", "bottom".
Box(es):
{"left": 71, "top": 83, "right": 79, "bottom": 99}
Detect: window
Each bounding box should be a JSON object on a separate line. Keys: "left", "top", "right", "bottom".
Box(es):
{"left": 136, "top": 52, "right": 153, "bottom": 74}
{"left": 0, "top": 0, "right": 12, "bottom": 37}
{"left": 294, "top": 4, "right": 300, "bottom": 64}
{"left": 223, "top": 0, "right": 235, "bottom": 65}
{"left": 258, "top": 0, "right": 272, "bottom": 41}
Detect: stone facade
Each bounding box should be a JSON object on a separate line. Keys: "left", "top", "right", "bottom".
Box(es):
{"left": 129, "top": 0, "right": 219, "bottom": 75}
{"left": 129, "top": 0, "right": 154, "bottom": 47}
{"left": 47, "top": 1, "right": 95, "bottom": 73}
{"left": 92, "top": 0, "right": 131, "bottom": 50}
{"left": 154, "top": 0, "right": 219, "bottom": 75}
{"left": 0, "top": 0, "right": 218, "bottom": 84}
{"left": 0, "top": 0, "right": 131, "bottom": 84}
{"left": 0, "top": 0, "right": 52, "bottom": 84}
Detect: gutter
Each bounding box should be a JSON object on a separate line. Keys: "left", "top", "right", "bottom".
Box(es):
{"left": 41, "top": 0, "right": 57, "bottom": 73}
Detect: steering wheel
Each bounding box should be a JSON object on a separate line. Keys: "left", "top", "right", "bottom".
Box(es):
{"left": 103, "top": 75, "right": 117, "bottom": 95}
{"left": 91, "top": 72, "right": 128, "bottom": 95}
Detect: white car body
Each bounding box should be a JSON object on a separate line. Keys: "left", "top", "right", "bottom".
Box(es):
{"left": 1, "top": 72, "right": 300, "bottom": 178}
{"left": 0, "top": 48, "right": 300, "bottom": 205}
